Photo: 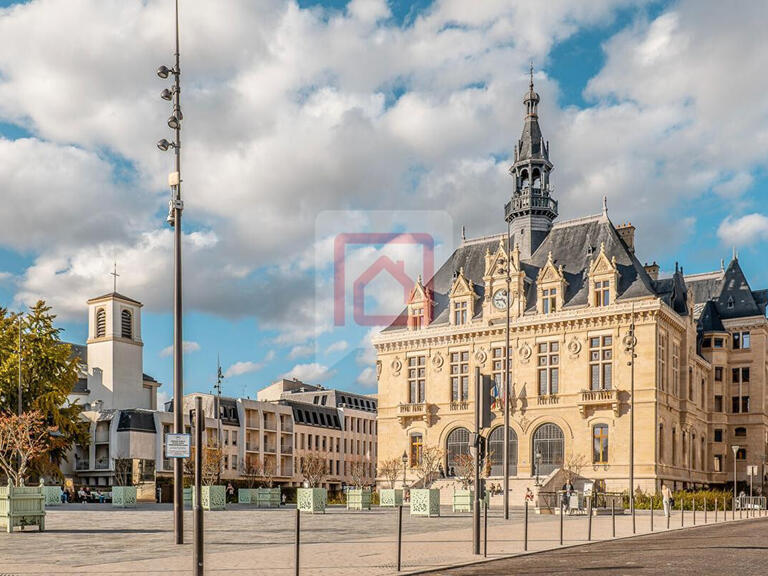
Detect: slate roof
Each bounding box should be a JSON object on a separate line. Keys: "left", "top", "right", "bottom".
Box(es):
{"left": 284, "top": 401, "right": 342, "bottom": 430}
{"left": 281, "top": 388, "right": 377, "bottom": 413}
{"left": 87, "top": 292, "right": 142, "bottom": 306}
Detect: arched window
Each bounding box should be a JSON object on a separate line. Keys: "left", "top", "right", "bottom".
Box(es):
{"left": 409, "top": 433, "right": 423, "bottom": 467}
{"left": 532, "top": 423, "right": 564, "bottom": 476}
{"left": 532, "top": 168, "right": 541, "bottom": 189}
{"left": 445, "top": 427, "right": 471, "bottom": 474}
{"left": 520, "top": 169, "right": 529, "bottom": 190}
{"left": 592, "top": 424, "right": 609, "bottom": 464}
{"left": 96, "top": 308, "right": 106, "bottom": 338}
{"left": 121, "top": 309, "right": 133, "bottom": 339}
{"left": 488, "top": 426, "right": 518, "bottom": 477}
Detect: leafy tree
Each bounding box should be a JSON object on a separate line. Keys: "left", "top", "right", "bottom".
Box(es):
{"left": 0, "top": 302, "right": 89, "bottom": 479}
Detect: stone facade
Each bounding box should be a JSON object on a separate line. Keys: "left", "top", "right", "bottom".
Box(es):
{"left": 373, "top": 78, "right": 768, "bottom": 495}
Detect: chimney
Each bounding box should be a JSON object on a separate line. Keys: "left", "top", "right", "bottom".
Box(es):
{"left": 616, "top": 222, "right": 636, "bottom": 254}
{"left": 644, "top": 261, "right": 660, "bottom": 281}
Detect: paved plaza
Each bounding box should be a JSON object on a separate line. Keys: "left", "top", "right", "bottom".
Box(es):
{"left": 0, "top": 503, "right": 765, "bottom": 575}
{"left": 428, "top": 517, "right": 768, "bottom": 575}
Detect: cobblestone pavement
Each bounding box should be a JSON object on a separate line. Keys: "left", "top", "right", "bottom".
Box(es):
{"left": 0, "top": 503, "right": 764, "bottom": 575}
{"left": 423, "top": 516, "right": 768, "bottom": 576}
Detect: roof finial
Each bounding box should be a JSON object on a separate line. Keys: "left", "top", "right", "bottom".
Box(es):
{"left": 529, "top": 61, "right": 534, "bottom": 89}
{"left": 461, "top": 225, "right": 466, "bottom": 242}
{"left": 602, "top": 195, "right": 608, "bottom": 217}
{"left": 110, "top": 260, "right": 120, "bottom": 293}
{"left": 732, "top": 246, "right": 738, "bottom": 260}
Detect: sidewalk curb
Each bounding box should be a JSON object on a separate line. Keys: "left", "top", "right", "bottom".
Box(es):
{"left": 403, "top": 513, "right": 768, "bottom": 575}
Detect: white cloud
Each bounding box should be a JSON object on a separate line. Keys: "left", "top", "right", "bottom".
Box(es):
{"left": 288, "top": 344, "right": 314, "bottom": 359}
{"left": 282, "top": 362, "right": 334, "bottom": 383}
{"left": 2, "top": 0, "right": 768, "bottom": 337}
{"left": 325, "top": 340, "right": 349, "bottom": 354}
{"left": 160, "top": 340, "right": 201, "bottom": 357}
{"left": 356, "top": 366, "right": 377, "bottom": 389}
{"left": 157, "top": 389, "right": 171, "bottom": 409}
{"left": 717, "top": 213, "right": 768, "bottom": 247}
{"left": 224, "top": 361, "right": 264, "bottom": 378}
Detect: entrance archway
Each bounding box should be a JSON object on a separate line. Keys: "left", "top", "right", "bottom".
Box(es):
{"left": 532, "top": 423, "right": 564, "bottom": 477}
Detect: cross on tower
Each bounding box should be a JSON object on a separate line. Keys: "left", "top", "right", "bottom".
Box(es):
{"left": 111, "top": 261, "right": 120, "bottom": 293}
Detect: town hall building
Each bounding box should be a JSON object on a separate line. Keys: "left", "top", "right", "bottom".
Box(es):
{"left": 373, "top": 74, "right": 768, "bottom": 496}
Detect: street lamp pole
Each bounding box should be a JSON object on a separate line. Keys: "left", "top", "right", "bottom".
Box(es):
{"left": 503, "top": 219, "right": 511, "bottom": 520}
{"left": 401, "top": 451, "right": 408, "bottom": 490}
{"left": 156, "top": 0, "right": 184, "bottom": 545}
{"left": 624, "top": 305, "right": 637, "bottom": 533}
{"left": 535, "top": 450, "right": 542, "bottom": 486}
{"left": 17, "top": 314, "right": 22, "bottom": 416}
{"left": 732, "top": 445, "right": 739, "bottom": 519}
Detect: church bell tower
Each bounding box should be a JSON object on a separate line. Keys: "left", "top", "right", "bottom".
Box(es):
{"left": 505, "top": 66, "right": 558, "bottom": 260}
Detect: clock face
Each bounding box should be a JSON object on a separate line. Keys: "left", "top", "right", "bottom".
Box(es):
{"left": 492, "top": 289, "right": 509, "bottom": 310}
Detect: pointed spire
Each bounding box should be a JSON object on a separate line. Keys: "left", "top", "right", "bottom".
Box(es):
{"left": 602, "top": 196, "right": 608, "bottom": 218}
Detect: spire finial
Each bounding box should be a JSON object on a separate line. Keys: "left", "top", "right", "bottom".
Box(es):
{"left": 110, "top": 260, "right": 120, "bottom": 293}
{"left": 602, "top": 195, "right": 608, "bottom": 217}
{"left": 733, "top": 246, "right": 738, "bottom": 260}
{"left": 529, "top": 61, "right": 534, "bottom": 89}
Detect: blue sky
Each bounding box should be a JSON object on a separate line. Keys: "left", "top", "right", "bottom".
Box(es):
{"left": 1, "top": 0, "right": 767, "bottom": 404}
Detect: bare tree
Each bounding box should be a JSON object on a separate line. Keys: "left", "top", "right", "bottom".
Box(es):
{"left": 241, "top": 460, "right": 260, "bottom": 489}
{"left": 261, "top": 457, "right": 276, "bottom": 488}
{"left": 113, "top": 457, "right": 134, "bottom": 487}
{"left": 379, "top": 457, "right": 401, "bottom": 489}
{"left": 0, "top": 411, "right": 54, "bottom": 486}
{"left": 415, "top": 446, "right": 443, "bottom": 489}
{"left": 349, "top": 461, "right": 367, "bottom": 488}
{"left": 299, "top": 452, "right": 327, "bottom": 488}
{"left": 454, "top": 453, "right": 475, "bottom": 489}
{"left": 564, "top": 453, "right": 587, "bottom": 484}
{"left": 184, "top": 447, "right": 225, "bottom": 486}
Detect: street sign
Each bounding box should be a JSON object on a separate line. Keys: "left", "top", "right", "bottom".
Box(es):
{"left": 747, "top": 465, "right": 758, "bottom": 476}
{"left": 166, "top": 433, "right": 191, "bottom": 458}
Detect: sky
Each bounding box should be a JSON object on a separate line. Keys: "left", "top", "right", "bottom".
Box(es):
{"left": 1, "top": 0, "right": 767, "bottom": 405}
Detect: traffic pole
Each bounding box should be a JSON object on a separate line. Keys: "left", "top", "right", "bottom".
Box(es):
{"left": 295, "top": 508, "right": 301, "bottom": 576}
{"left": 559, "top": 499, "right": 564, "bottom": 545}
{"left": 483, "top": 499, "right": 488, "bottom": 558}
{"left": 193, "top": 396, "right": 204, "bottom": 576}
{"left": 524, "top": 501, "right": 529, "bottom": 551}
{"left": 611, "top": 499, "right": 615, "bottom": 538}
{"left": 397, "top": 504, "right": 403, "bottom": 572}
{"left": 587, "top": 496, "right": 592, "bottom": 541}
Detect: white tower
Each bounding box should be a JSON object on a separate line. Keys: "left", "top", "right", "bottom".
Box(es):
{"left": 85, "top": 292, "right": 156, "bottom": 410}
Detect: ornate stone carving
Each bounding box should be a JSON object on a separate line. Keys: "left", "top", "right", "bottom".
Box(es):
{"left": 432, "top": 351, "right": 444, "bottom": 372}
{"left": 474, "top": 347, "right": 488, "bottom": 365}
{"left": 567, "top": 336, "right": 582, "bottom": 358}
{"left": 518, "top": 342, "right": 532, "bottom": 363}
{"left": 391, "top": 357, "right": 402, "bottom": 376}
{"left": 376, "top": 360, "right": 382, "bottom": 380}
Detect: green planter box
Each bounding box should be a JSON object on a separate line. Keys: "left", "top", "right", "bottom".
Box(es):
{"left": 452, "top": 489, "right": 473, "bottom": 512}
{"left": 410, "top": 488, "right": 440, "bottom": 517}
{"left": 255, "top": 487, "right": 281, "bottom": 508}
{"left": 297, "top": 488, "right": 326, "bottom": 514}
{"left": 112, "top": 486, "right": 137, "bottom": 508}
{"left": 43, "top": 486, "right": 62, "bottom": 507}
{"left": 183, "top": 487, "right": 192, "bottom": 506}
{"left": 201, "top": 486, "right": 226, "bottom": 511}
{"left": 0, "top": 480, "right": 45, "bottom": 532}
{"left": 238, "top": 488, "right": 254, "bottom": 504}
{"left": 380, "top": 489, "right": 403, "bottom": 507}
{"left": 347, "top": 489, "right": 372, "bottom": 511}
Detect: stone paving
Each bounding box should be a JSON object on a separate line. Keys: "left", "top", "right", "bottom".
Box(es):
{"left": 0, "top": 503, "right": 763, "bottom": 575}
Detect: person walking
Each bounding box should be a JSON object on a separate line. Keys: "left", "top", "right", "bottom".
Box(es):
{"left": 226, "top": 482, "right": 235, "bottom": 503}
{"left": 662, "top": 483, "right": 672, "bottom": 517}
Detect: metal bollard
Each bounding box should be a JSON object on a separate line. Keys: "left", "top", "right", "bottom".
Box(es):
{"left": 704, "top": 497, "right": 707, "bottom": 524}
{"left": 681, "top": 498, "right": 684, "bottom": 527}
{"left": 295, "top": 508, "right": 301, "bottom": 576}
{"left": 611, "top": 499, "right": 615, "bottom": 537}
{"left": 483, "top": 499, "right": 488, "bottom": 558}
{"left": 666, "top": 500, "right": 670, "bottom": 530}
{"left": 397, "top": 505, "right": 403, "bottom": 572}
{"left": 739, "top": 499, "right": 742, "bottom": 520}
{"left": 559, "top": 499, "right": 564, "bottom": 545}
{"left": 650, "top": 496, "right": 654, "bottom": 532}
{"left": 715, "top": 498, "right": 718, "bottom": 522}
{"left": 693, "top": 497, "right": 696, "bottom": 525}
{"left": 587, "top": 496, "right": 593, "bottom": 541}
{"left": 524, "top": 501, "right": 529, "bottom": 551}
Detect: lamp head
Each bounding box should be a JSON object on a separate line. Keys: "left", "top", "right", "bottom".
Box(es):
{"left": 161, "top": 88, "right": 173, "bottom": 101}
{"left": 157, "top": 65, "right": 171, "bottom": 79}
{"left": 167, "top": 115, "right": 180, "bottom": 130}
{"left": 402, "top": 451, "right": 408, "bottom": 464}
{"left": 157, "top": 139, "right": 172, "bottom": 151}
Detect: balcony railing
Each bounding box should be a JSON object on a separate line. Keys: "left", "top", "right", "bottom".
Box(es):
{"left": 537, "top": 395, "right": 559, "bottom": 406}
{"left": 246, "top": 442, "right": 260, "bottom": 452}
{"left": 281, "top": 421, "right": 294, "bottom": 433}
{"left": 263, "top": 420, "right": 277, "bottom": 431}
{"left": 280, "top": 445, "right": 293, "bottom": 454}
{"left": 75, "top": 461, "right": 90, "bottom": 471}
{"left": 397, "top": 402, "right": 433, "bottom": 428}
{"left": 578, "top": 388, "right": 619, "bottom": 417}
{"left": 449, "top": 400, "right": 470, "bottom": 411}
{"left": 504, "top": 189, "right": 558, "bottom": 220}
{"left": 95, "top": 460, "right": 110, "bottom": 470}
{"left": 263, "top": 444, "right": 276, "bottom": 454}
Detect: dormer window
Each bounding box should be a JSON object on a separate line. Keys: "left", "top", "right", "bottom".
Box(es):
{"left": 594, "top": 280, "right": 610, "bottom": 307}
{"left": 453, "top": 301, "right": 467, "bottom": 325}
{"left": 542, "top": 288, "right": 557, "bottom": 313}
{"left": 96, "top": 308, "right": 106, "bottom": 338}
{"left": 121, "top": 309, "right": 133, "bottom": 339}
{"left": 412, "top": 307, "right": 424, "bottom": 329}
{"left": 727, "top": 296, "right": 734, "bottom": 310}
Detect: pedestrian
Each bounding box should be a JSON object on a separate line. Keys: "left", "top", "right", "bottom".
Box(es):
{"left": 60, "top": 486, "right": 66, "bottom": 503}
{"left": 226, "top": 482, "right": 235, "bottom": 503}
{"left": 525, "top": 487, "right": 534, "bottom": 503}
{"left": 662, "top": 483, "right": 672, "bottom": 517}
